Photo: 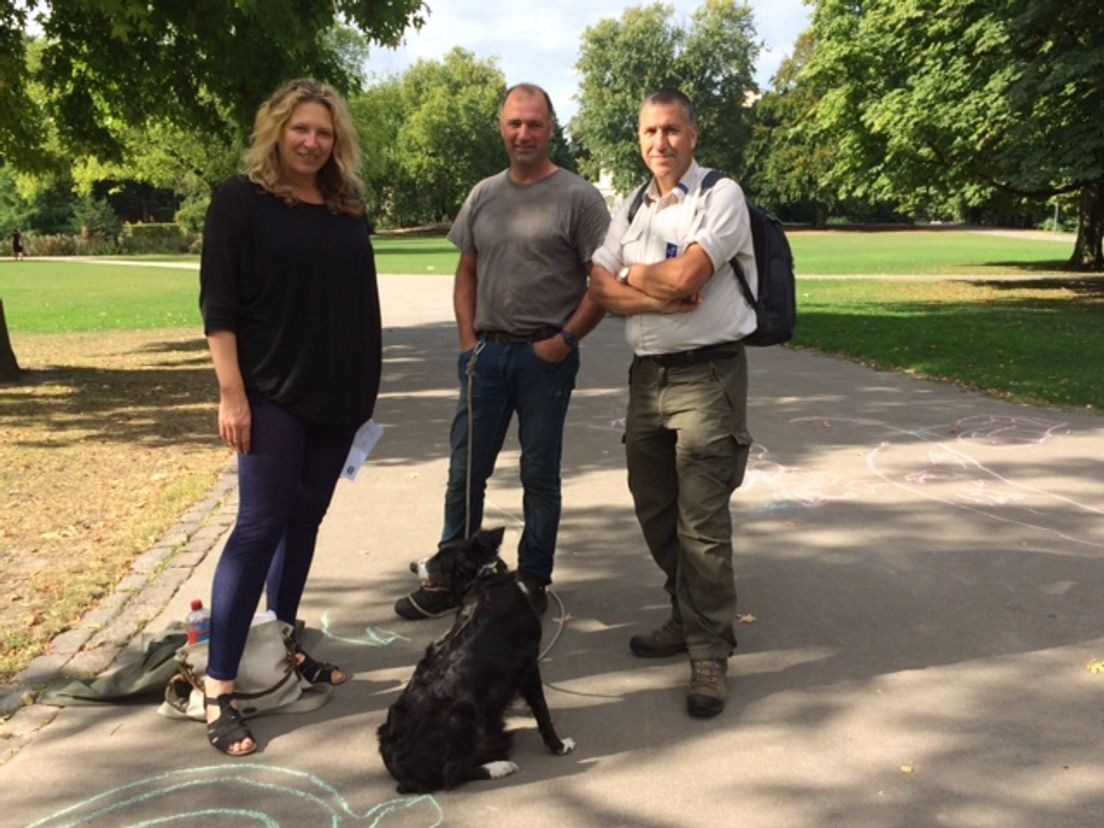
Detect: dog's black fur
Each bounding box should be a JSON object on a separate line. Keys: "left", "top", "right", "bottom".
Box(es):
{"left": 377, "top": 527, "right": 574, "bottom": 793}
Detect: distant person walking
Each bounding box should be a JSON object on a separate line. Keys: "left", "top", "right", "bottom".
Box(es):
{"left": 392, "top": 83, "right": 609, "bottom": 620}
{"left": 11, "top": 230, "right": 25, "bottom": 260}
{"left": 198, "top": 78, "right": 382, "bottom": 756}
{"left": 588, "top": 87, "right": 757, "bottom": 718}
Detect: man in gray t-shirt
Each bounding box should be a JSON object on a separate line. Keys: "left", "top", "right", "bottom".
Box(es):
{"left": 394, "top": 83, "right": 610, "bottom": 620}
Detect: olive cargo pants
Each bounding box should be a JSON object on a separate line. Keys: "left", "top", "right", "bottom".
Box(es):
{"left": 625, "top": 349, "right": 752, "bottom": 660}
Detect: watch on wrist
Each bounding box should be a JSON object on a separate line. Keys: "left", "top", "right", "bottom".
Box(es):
{"left": 558, "top": 329, "right": 578, "bottom": 350}
{"left": 617, "top": 265, "right": 631, "bottom": 285}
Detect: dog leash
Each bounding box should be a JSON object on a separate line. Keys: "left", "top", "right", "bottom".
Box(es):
{"left": 540, "top": 590, "right": 567, "bottom": 661}
{"left": 464, "top": 339, "right": 486, "bottom": 539}
{"left": 464, "top": 339, "right": 566, "bottom": 662}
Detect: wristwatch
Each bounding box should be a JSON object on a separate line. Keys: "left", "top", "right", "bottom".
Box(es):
{"left": 617, "top": 266, "right": 631, "bottom": 285}
{"left": 558, "top": 329, "right": 578, "bottom": 350}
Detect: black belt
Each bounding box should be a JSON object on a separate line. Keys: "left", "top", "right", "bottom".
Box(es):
{"left": 640, "top": 341, "right": 743, "bottom": 367}
{"left": 478, "top": 326, "right": 560, "bottom": 344}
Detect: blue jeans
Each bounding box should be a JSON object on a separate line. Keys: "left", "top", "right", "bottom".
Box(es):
{"left": 207, "top": 394, "right": 356, "bottom": 681}
{"left": 441, "top": 340, "right": 579, "bottom": 584}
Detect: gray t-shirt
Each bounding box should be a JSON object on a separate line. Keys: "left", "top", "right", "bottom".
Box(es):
{"left": 447, "top": 168, "right": 610, "bottom": 334}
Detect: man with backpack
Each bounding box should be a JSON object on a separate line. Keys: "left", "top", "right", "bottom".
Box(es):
{"left": 588, "top": 87, "right": 755, "bottom": 718}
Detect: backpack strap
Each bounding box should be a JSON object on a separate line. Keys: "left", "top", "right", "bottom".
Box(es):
{"left": 698, "top": 170, "right": 757, "bottom": 310}
{"left": 701, "top": 169, "right": 726, "bottom": 190}
{"left": 626, "top": 182, "right": 649, "bottom": 225}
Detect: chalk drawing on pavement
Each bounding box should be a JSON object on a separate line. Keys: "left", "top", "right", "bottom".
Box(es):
{"left": 742, "top": 443, "right": 879, "bottom": 509}
{"left": 320, "top": 613, "right": 409, "bottom": 647}
{"left": 785, "top": 414, "right": 1103, "bottom": 550}
{"left": 24, "top": 763, "right": 443, "bottom": 828}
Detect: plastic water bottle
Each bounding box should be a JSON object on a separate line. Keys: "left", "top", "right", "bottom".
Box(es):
{"left": 186, "top": 599, "right": 211, "bottom": 645}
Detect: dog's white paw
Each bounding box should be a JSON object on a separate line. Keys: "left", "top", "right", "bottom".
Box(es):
{"left": 557, "top": 737, "right": 576, "bottom": 755}
{"left": 483, "top": 760, "right": 519, "bottom": 779}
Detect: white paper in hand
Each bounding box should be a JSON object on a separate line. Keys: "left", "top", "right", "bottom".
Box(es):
{"left": 341, "top": 418, "right": 384, "bottom": 481}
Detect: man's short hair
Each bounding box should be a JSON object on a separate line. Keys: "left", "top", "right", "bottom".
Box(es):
{"left": 642, "top": 87, "right": 698, "bottom": 127}
{"left": 502, "top": 83, "right": 557, "bottom": 123}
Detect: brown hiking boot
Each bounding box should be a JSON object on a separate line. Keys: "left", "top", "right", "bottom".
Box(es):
{"left": 629, "top": 617, "right": 687, "bottom": 658}
{"left": 687, "top": 658, "right": 728, "bottom": 718}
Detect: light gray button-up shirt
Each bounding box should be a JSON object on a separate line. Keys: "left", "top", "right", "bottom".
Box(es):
{"left": 593, "top": 160, "right": 757, "bottom": 356}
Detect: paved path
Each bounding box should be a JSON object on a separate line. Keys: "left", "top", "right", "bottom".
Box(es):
{"left": 3, "top": 274, "right": 1103, "bottom": 827}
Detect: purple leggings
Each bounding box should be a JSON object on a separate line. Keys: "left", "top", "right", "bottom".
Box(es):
{"left": 207, "top": 394, "right": 356, "bottom": 681}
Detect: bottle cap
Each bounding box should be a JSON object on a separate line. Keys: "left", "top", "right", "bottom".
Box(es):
{"left": 190, "top": 599, "right": 203, "bottom": 611}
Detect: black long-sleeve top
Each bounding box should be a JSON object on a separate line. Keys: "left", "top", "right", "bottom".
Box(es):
{"left": 199, "top": 177, "right": 382, "bottom": 426}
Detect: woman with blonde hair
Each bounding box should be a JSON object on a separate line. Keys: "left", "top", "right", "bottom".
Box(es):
{"left": 199, "top": 78, "right": 381, "bottom": 756}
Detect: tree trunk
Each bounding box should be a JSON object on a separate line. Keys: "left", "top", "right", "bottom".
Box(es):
{"left": 1070, "top": 178, "right": 1104, "bottom": 271}
{"left": 814, "top": 202, "right": 829, "bottom": 229}
{"left": 0, "top": 299, "right": 24, "bottom": 383}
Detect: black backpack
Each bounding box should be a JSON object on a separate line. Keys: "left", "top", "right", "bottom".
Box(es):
{"left": 626, "top": 170, "right": 796, "bottom": 346}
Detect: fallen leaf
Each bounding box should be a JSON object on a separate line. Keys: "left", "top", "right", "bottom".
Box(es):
{"left": 1085, "top": 659, "right": 1104, "bottom": 675}
{"left": 899, "top": 765, "right": 915, "bottom": 774}
{"left": 737, "top": 613, "right": 758, "bottom": 624}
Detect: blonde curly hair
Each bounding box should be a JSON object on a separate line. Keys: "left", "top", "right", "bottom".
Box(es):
{"left": 243, "top": 79, "right": 365, "bottom": 217}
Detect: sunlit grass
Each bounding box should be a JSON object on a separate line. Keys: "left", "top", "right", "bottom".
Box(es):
{"left": 793, "top": 278, "right": 1103, "bottom": 409}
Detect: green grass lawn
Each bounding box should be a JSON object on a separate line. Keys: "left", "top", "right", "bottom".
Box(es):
{"left": 789, "top": 230, "right": 1071, "bottom": 275}
{"left": 793, "top": 278, "right": 1103, "bottom": 410}
{"left": 372, "top": 236, "right": 459, "bottom": 274}
{"left": 0, "top": 260, "right": 200, "bottom": 332}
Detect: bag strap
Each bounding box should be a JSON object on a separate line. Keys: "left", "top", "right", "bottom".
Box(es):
{"left": 626, "top": 182, "right": 648, "bottom": 224}
{"left": 233, "top": 659, "right": 297, "bottom": 701}
{"left": 700, "top": 169, "right": 758, "bottom": 310}
{"left": 177, "top": 627, "right": 298, "bottom": 701}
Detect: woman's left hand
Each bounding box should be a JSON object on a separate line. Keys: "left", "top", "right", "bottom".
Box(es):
{"left": 218, "top": 387, "right": 252, "bottom": 454}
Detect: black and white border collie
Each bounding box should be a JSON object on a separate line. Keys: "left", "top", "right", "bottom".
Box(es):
{"left": 377, "top": 527, "right": 574, "bottom": 793}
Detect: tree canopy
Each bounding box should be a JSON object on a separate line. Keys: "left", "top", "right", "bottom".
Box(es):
{"left": 572, "top": 0, "right": 759, "bottom": 194}
{"left": 353, "top": 48, "right": 507, "bottom": 227}
{"left": 800, "top": 0, "right": 1104, "bottom": 268}
{"left": 0, "top": 0, "right": 427, "bottom": 167}
{"left": 744, "top": 32, "right": 836, "bottom": 224}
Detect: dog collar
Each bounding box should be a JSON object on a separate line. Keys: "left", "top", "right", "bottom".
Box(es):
{"left": 479, "top": 558, "right": 506, "bottom": 576}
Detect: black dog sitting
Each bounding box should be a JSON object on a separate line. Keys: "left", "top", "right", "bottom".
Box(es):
{"left": 378, "top": 527, "right": 574, "bottom": 793}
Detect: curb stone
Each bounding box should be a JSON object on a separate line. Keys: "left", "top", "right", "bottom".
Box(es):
{"left": 0, "top": 465, "right": 238, "bottom": 763}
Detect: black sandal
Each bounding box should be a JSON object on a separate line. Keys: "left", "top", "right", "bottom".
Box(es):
{"left": 205, "top": 693, "right": 256, "bottom": 757}
{"left": 295, "top": 647, "right": 347, "bottom": 686}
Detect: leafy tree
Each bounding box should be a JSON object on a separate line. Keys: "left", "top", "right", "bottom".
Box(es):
{"left": 0, "top": 167, "right": 82, "bottom": 234}
{"left": 394, "top": 49, "right": 505, "bottom": 223}
{"left": 745, "top": 31, "right": 908, "bottom": 226}
{"left": 0, "top": 0, "right": 428, "bottom": 165}
{"left": 573, "top": 0, "right": 759, "bottom": 194}
{"left": 0, "top": 165, "right": 33, "bottom": 234}
{"left": 354, "top": 48, "right": 506, "bottom": 227}
{"left": 71, "top": 195, "right": 120, "bottom": 238}
{"left": 349, "top": 78, "right": 406, "bottom": 221}
{"left": 0, "top": 6, "right": 45, "bottom": 171}
{"left": 744, "top": 32, "right": 837, "bottom": 224}
{"left": 62, "top": 126, "right": 231, "bottom": 238}
{"left": 803, "top": 0, "right": 1104, "bottom": 269}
